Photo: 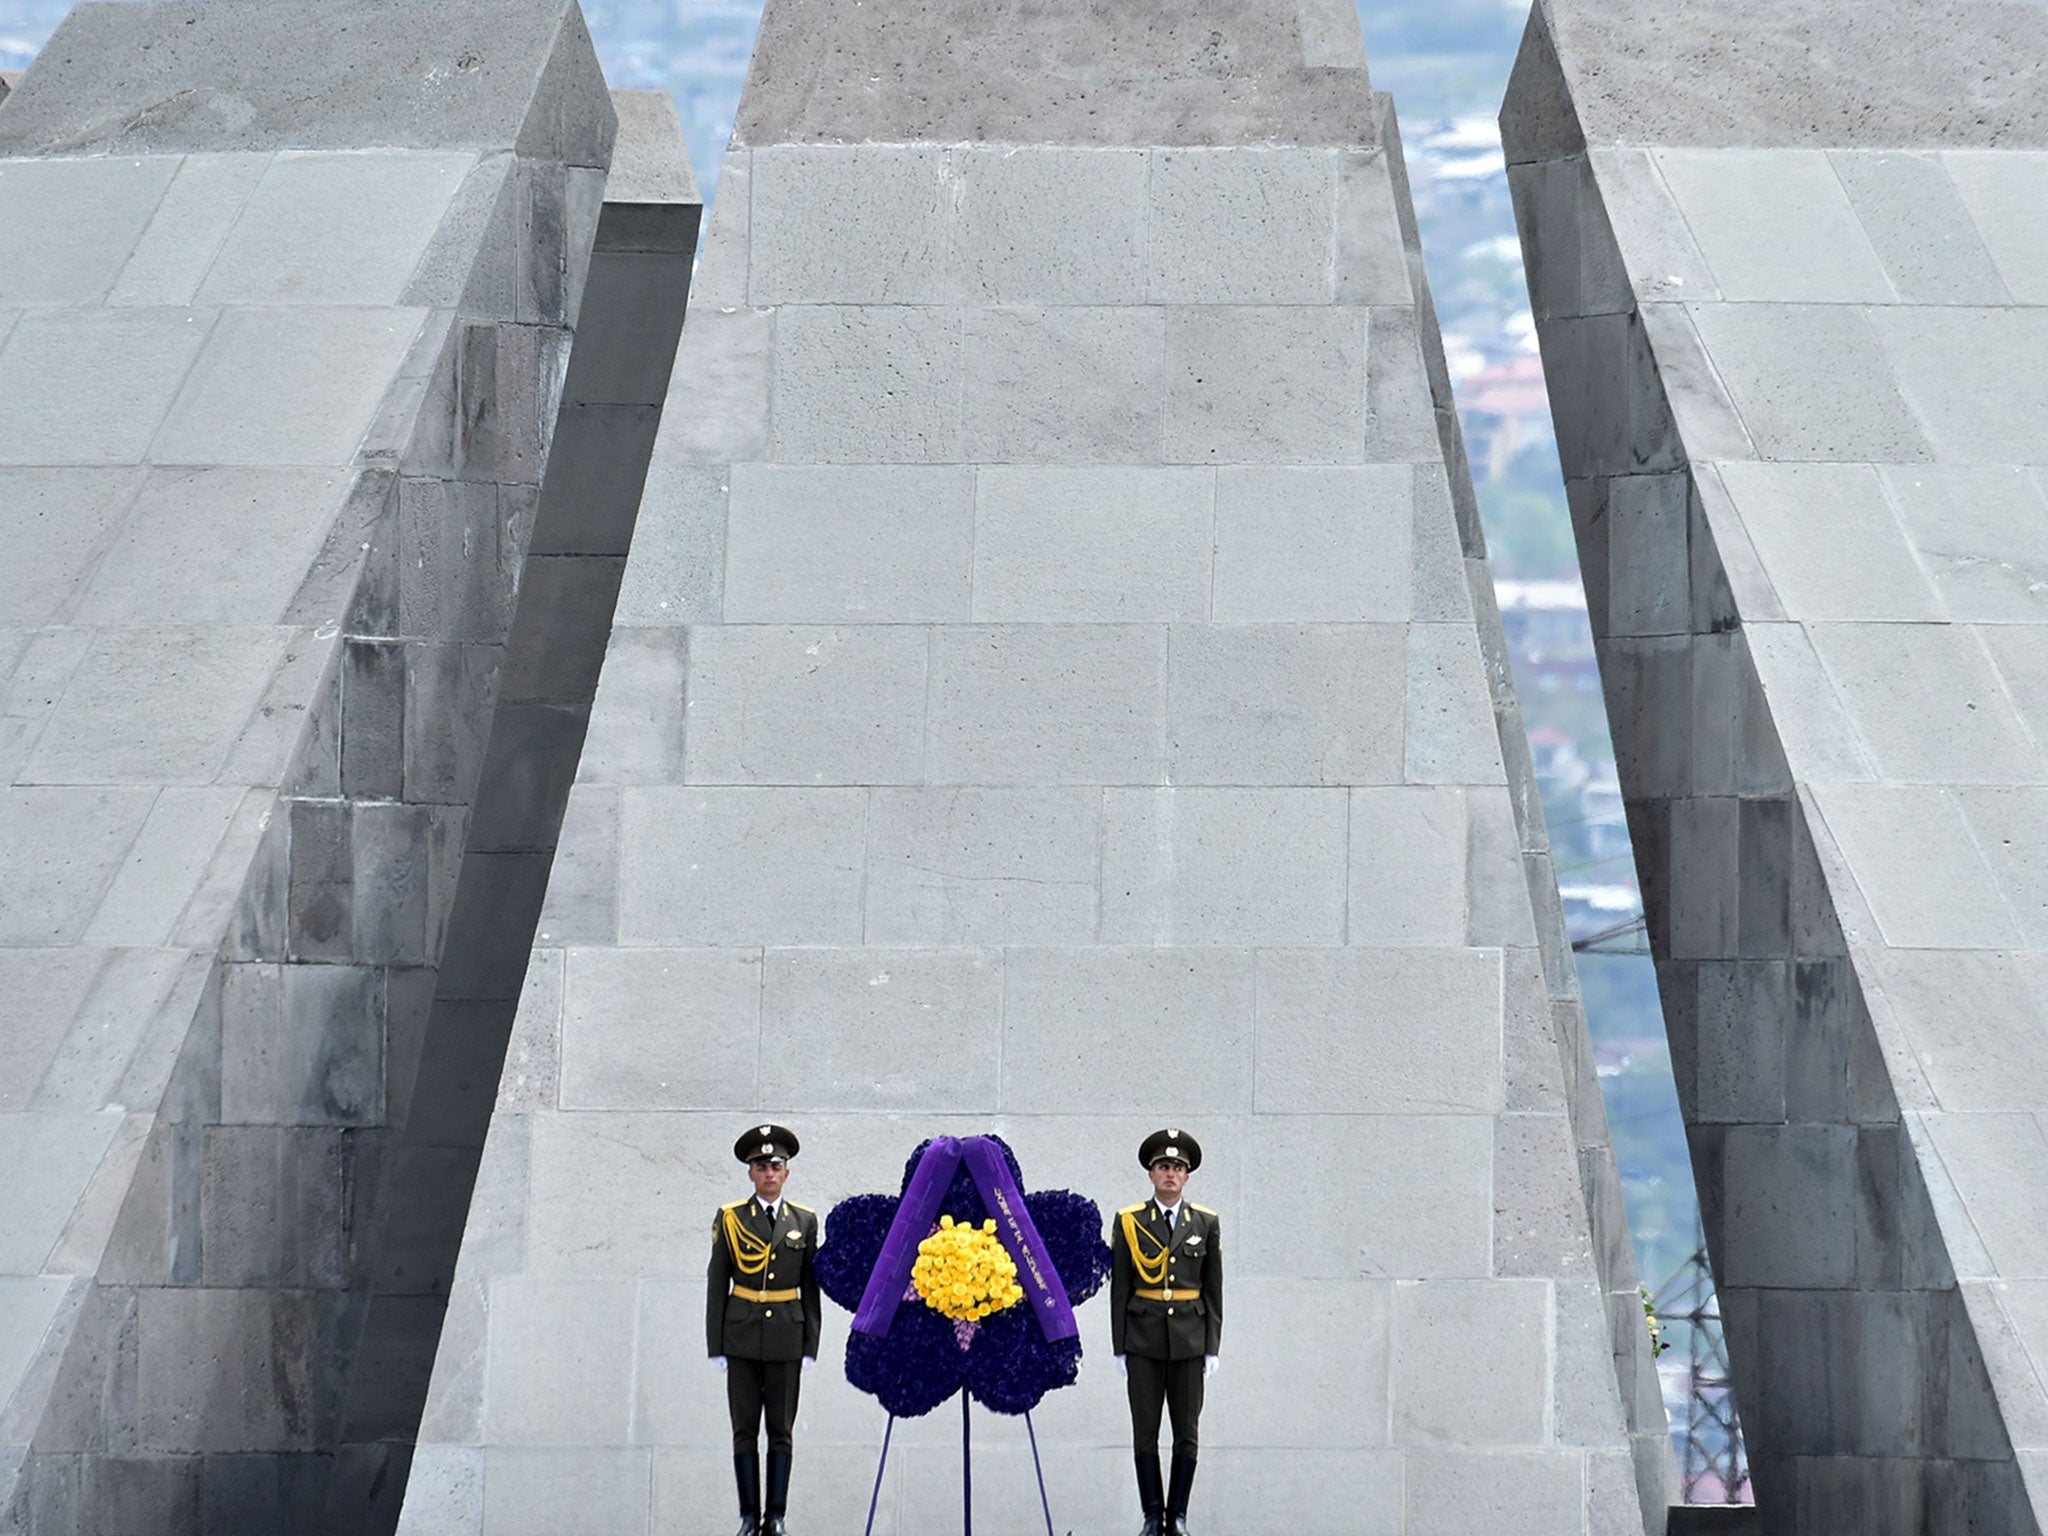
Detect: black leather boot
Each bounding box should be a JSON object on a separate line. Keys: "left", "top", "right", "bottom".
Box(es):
{"left": 1166, "top": 1452, "right": 1197, "bottom": 1536}
{"left": 732, "top": 1451, "right": 760, "bottom": 1536}
{"left": 1135, "top": 1451, "right": 1164, "bottom": 1536}
{"left": 762, "top": 1446, "right": 792, "bottom": 1536}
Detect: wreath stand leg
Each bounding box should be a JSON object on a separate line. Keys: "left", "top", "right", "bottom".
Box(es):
{"left": 863, "top": 1415, "right": 896, "bottom": 1536}
{"left": 1024, "top": 1410, "right": 1055, "bottom": 1536}
{"left": 961, "top": 1392, "right": 973, "bottom": 1536}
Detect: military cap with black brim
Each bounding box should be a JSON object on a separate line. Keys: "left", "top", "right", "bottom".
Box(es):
{"left": 1139, "top": 1127, "right": 1201, "bottom": 1172}
{"left": 735, "top": 1123, "right": 800, "bottom": 1162}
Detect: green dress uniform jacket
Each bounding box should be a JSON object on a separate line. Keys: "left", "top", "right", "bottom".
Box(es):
{"left": 707, "top": 1199, "right": 821, "bottom": 1362}
{"left": 1110, "top": 1200, "right": 1223, "bottom": 1362}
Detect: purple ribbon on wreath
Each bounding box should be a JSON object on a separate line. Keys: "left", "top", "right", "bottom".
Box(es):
{"left": 852, "top": 1135, "right": 1079, "bottom": 1343}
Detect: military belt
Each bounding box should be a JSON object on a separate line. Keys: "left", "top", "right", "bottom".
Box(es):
{"left": 1135, "top": 1287, "right": 1194, "bottom": 1302}
{"left": 733, "top": 1286, "right": 800, "bottom": 1303}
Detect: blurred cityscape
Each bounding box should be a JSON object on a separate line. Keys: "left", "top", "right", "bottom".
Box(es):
{"left": 0, "top": 0, "right": 1720, "bottom": 1471}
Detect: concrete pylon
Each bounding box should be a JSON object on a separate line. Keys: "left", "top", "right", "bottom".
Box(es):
{"left": 1504, "top": 0, "right": 2048, "bottom": 1527}
{"left": 401, "top": 2, "right": 1665, "bottom": 1532}
{"left": 0, "top": 6, "right": 692, "bottom": 1532}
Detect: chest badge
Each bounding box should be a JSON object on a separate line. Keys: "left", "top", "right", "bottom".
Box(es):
{"left": 785, "top": 1230, "right": 805, "bottom": 1246}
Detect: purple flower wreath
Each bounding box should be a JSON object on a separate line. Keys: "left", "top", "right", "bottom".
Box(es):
{"left": 816, "top": 1136, "right": 1110, "bottom": 1419}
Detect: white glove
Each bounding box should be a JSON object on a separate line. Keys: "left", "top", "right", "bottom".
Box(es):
{"left": 1115, "top": 1355, "right": 1127, "bottom": 1378}
{"left": 802, "top": 1358, "right": 814, "bottom": 1374}
{"left": 714, "top": 1356, "right": 728, "bottom": 1373}
{"left": 1204, "top": 1355, "right": 1219, "bottom": 1380}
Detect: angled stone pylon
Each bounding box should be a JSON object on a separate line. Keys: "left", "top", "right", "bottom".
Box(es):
{"left": 0, "top": 6, "right": 696, "bottom": 1532}
{"left": 1505, "top": 0, "right": 2048, "bottom": 1526}
{"left": 403, "top": 2, "right": 1665, "bottom": 1532}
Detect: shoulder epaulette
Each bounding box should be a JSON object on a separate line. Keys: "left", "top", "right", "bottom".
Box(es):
{"left": 787, "top": 1201, "right": 815, "bottom": 1215}
{"left": 1119, "top": 1202, "right": 1147, "bottom": 1215}
{"left": 1189, "top": 1203, "right": 1217, "bottom": 1216}
{"left": 720, "top": 1200, "right": 748, "bottom": 1214}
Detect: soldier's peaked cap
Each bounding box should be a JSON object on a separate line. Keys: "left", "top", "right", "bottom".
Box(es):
{"left": 1139, "top": 1127, "right": 1201, "bottom": 1172}
{"left": 735, "top": 1123, "right": 800, "bottom": 1162}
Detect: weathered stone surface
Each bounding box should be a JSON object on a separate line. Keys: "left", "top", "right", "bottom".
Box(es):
{"left": 1507, "top": 0, "right": 2048, "bottom": 1527}
{"left": 0, "top": 10, "right": 682, "bottom": 1536}
{"left": 403, "top": 3, "right": 1660, "bottom": 1532}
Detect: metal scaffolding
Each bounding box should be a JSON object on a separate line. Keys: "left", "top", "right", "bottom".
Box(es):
{"left": 1655, "top": 1234, "right": 1752, "bottom": 1504}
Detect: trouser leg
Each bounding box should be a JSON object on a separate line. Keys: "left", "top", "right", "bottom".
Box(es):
{"left": 1164, "top": 1356, "right": 1205, "bottom": 1460}
{"left": 1126, "top": 1353, "right": 1168, "bottom": 1532}
{"left": 762, "top": 1359, "right": 802, "bottom": 1453}
{"left": 1163, "top": 1358, "right": 1203, "bottom": 1534}
{"left": 762, "top": 1358, "right": 801, "bottom": 1527}
{"left": 728, "top": 1358, "right": 767, "bottom": 1456}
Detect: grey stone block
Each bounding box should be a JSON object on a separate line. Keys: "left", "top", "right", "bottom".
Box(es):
{"left": 0, "top": 0, "right": 613, "bottom": 161}
{"left": 109, "top": 154, "right": 271, "bottom": 308}
{"left": 1811, "top": 623, "right": 2042, "bottom": 784}
{"left": 1869, "top": 948, "right": 2048, "bottom": 1114}
{"left": 1883, "top": 464, "right": 2048, "bottom": 623}
{"left": 1583, "top": 148, "right": 1719, "bottom": 304}
{"left": 1830, "top": 150, "right": 2013, "bottom": 305}
{"left": 972, "top": 465, "right": 1207, "bottom": 621}
{"left": 998, "top": 948, "right": 1254, "bottom": 1112}
{"left": 1364, "top": 306, "right": 1445, "bottom": 464}
{"left": 482, "top": 1278, "right": 636, "bottom": 1445}
{"left": 1255, "top": 947, "right": 1502, "bottom": 1112}
{"left": 153, "top": 306, "right": 430, "bottom": 468}
{"left": 398, "top": 479, "right": 517, "bottom": 643}
{"left": 1689, "top": 302, "right": 1931, "bottom": 463}
{"left": 524, "top": 406, "right": 661, "bottom": 559}
{"left": 927, "top": 625, "right": 1168, "bottom": 785}
{"left": 1393, "top": 1278, "right": 1551, "bottom": 1444}
{"left": 0, "top": 787, "right": 154, "bottom": 943}
{"left": 1148, "top": 148, "right": 1335, "bottom": 303}
{"left": 1656, "top": 147, "right": 1894, "bottom": 303}
{"left": 725, "top": 465, "right": 973, "bottom": 623}
{"left": 558, "top": 948, "right": 761, "bottom": 1111}
{"left": 0, "top": 308, "right": 213, "bottom": 467}
{"left": 500, "top": 557, "right": 624, "bottom": 706}
{"left": 1336, "top": 150, "right": 1415, "bottom": 306}
{"left": 609, "top": 464, "right": 723, "bottom": 625}
{"left": 617, "top": 786, "right": 866, "bottom": 945}
{"left": 952, "top": 148, "right": 1149, "bottom": 303}
{"left": 577, "top": 630, "right": 685, "bottom": 785}
{"left": 26, "top": 627, "right": 288, "bottom": 787}
{"left": 683, "top": 625, "right": 927, "bottom": 786}
{"left": 1212, "top": 465, "right": 1414, "bottom": 623}
{"left": 760, "top": 948, "right": 1003, "bottom": 1111}
{"left": 748, "top": 144, "right": 948, "bottom": 306}
{"left": 1168, "top": 624, "right": 1405, "bottom": 786}
{"left": 0, "top": 467, "right": 143, "bottom": 624}
{"left": 961, "top": 308, "right": 1166, "bottom": 464}
{"left": 1945, "top": 150, "right": 2048, "bottom": 304}
{"left": 1240, "top": 1115, "right": 1491, "bottom": 1277}
{"left": 75, "top": 467, "right": 352, "bottom": 627}
{"left": 1405, "top": 623, "right": 1507, "bottom": 784}
{"left": 403, "top": 642, "right": 498, "bottom": 807}
{"left": 772, "top": 307, "right": 962, "bottom": 463}
{"left": 0, "top": 1111, "right": 124, "bottom": 1272}
{"left": 649, "top": 304, "right": 771, "bottom": 466}
{"left": 1407, "top": 1447, "right": 1587, "bottom": 1535}
{"left": 535, "top": 787, "right": 618, "bottom": 945}
{"left": 560, "top": 250, "right": 693, "bottom": 406}
{"left": 1100, "top": 787, "right": 1348, "bottom": 945}
{"left": 1163, "top": 307, "right": 1368, "bottom": 464}
{"left": 1632, "top": 303, "right": 1756, "bottom": 464}
{"left": 399, "top": 1446, "right": 483, "bottom": 1536}
{"left": 0, "top": 157, "right": 179, "bottom": 306}
{"left": 195, "top": 152, "right": 474, "bottom": 308}
{"left": 81, "top": 787, "right": 246, "bottom": 947}
{"left": 198, "top": 1127, "right": 351, "bottom": 1287}
{"left": 1717, "top": 462, "right": 1940, "bottom": 624}
{"left": 219, "top": 963, "right": 384, "bottom": 1126}
{"left": 1871, "top": 307, "right": 2048, "bottom": 467}
{"left": 864, "top": 787, "right": 1100, "bottom": 945}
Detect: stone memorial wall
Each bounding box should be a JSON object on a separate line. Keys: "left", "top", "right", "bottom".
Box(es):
{"left": 399, "top": 2, "right": 1664, "bottom": 1533}
{"left": 1505, "top": 0, "right": 2048, "bottom": 1528}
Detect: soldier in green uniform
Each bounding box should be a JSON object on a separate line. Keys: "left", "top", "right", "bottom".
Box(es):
{"left": 1110, "top": 1128, "right": 1222, "bottom": 1536}
{"left": 708, "top": 1124, "right": 820, "bottom": 1536}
